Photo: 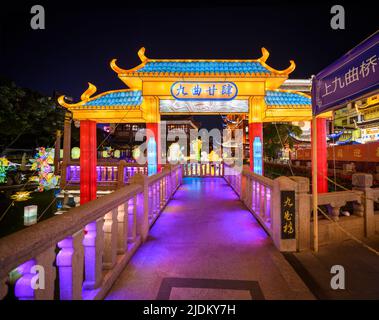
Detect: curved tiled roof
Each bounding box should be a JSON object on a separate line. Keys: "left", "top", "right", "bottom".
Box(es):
{"left": 83, "top": 90, "right": 143, "bottom": 107}
{"left": 265, "top": 90, "right": 311, "bottom": 106}
{"left": 135, "top": 61, "right": 271, "bottom": 75}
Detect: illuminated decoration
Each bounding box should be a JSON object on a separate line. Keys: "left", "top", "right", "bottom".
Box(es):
{"left": 58, "top": 47, "right": 309, "bottom": 124}
{"left": 104, "top": 146, "right": 114, "bottom": 158}
{"left": 114, "top": 150, "right": 121, "bottom": 158}
{"left": 29, "top": 147, "right": 60, "bottom": 192}
{"left": 191, "top": 138, "right": 202, "bottom": 161}
{"left": 160, "top": 99, "right": 248, "bottom": 114}
{"left": 58, "top": 47, "right": 316, "bottom": 178}
{"left": 11, "top": 191, "right": 32, "bottom": 202}
{"left": 0, "top": 157, "right": 9, "bottom": 184}
{"left": 132, "top": 146, "right": 141, "bottom": 161}
{"left": 201, "top": 151, "right": 208, "bottom": 162}
{"left": 71, "top": 147, "right": 80, "bottom": 159}
{"left": 147, "top": 137, "right": 157, "bottom": 176}
{"left": 102, "top": 151, "right": 110, "bottom": 158}
{"left": 171, "top": 81, "right": 238, "bottom": 100}
{"left": 253, "top": 137, "right": 263, "bottom": 175}
{"left": 24, "top": 205, "right": 38, "bottom": 226}
{"left": 167, "top": 143, "right": 184, "bottom": 163}
{"left": 209, "top": 150, "right": 221, "bottom": 162}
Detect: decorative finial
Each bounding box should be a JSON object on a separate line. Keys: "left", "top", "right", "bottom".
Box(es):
{"left": 80, "top": 82, "right": 97, "bottom": 101}
{"left": 259, "top": 47, "right": 270, "bottom": 62}
{"left": 137, "top": 47, "right": 148, "bottom": 62}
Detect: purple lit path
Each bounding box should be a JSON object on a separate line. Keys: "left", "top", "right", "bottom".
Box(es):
{"left": 106, "top": 177, "right": 314, "bottom": 300}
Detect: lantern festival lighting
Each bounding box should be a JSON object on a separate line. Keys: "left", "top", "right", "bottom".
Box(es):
{"left": 29, "top": 147, "right": 60, "bottom": 192}
{"left": 24, "top": 205, "right": 38, "bottom": 226}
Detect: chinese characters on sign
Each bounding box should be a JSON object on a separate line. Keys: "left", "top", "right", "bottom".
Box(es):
{"left": 281, "top": 191, "right": 296, "bottom": 239}
{"left": 321, "top": 55, "right": 377, "bottom": 98}
{"left": 171, "top": 82, "right": 238, "bottom": 100}
{"left": 312, "top": 31, "right": 379, "bottom": 115}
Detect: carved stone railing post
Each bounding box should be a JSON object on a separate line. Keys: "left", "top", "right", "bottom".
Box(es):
{"left": 14, "top": 246, "right": 56, "bottom": 300}
{"left": 82, "top": 218, "right": 104, "bottom": 290}
{"left": 290, "top": 176, "right": 310, "bottom": 251}
{"left": 117, "top": 160, "right": 126, "bottom": 188}
{"left": 103, "top": 208, "right": 118, "bottom": 269}
{"left": 353, "top": 173, "right": 375, "bottom": 237}
{"left": 57, "top": 230, "right": 84, "bottom": 300}
{"left": 34, "top": 246, "right": 56, "bottom": 300}
{"left": 117, "top": 203, "right": 128, "bottom": 254}
{"left": 14, "top": 260, "right": 36, "bottom": 300}
{"left": 130, "top": 173, "right": 148, "bottom": 242}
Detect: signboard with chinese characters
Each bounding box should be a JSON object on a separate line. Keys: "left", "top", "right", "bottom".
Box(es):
{"left": 312, "top": 31, "right": 379, "bottom": 115}
{"left": 171, "top": 81, "right": 238, "bottom": 101}
{"left": 160, "top": 99, "right": 248, "bottom": 114}
{"left": 295, "top": 141, "right": 379, "bottom": 162}
{"left": 281, "top": 191, "right": 296, "bottom": 239}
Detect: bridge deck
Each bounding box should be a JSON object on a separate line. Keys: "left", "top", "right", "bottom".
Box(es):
{"left": 106, "top": 177, "right": 313, "bottom": 300}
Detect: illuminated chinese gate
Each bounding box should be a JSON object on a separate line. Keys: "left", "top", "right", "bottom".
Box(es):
{"left": 59, "top": 47, "right": 330, "bottom": 203}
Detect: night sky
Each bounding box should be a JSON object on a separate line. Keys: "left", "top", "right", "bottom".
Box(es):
{"left": 0, "top": 1, "right": 378, "bottom": 129}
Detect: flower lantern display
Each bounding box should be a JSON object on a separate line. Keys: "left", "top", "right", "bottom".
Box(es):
{"left": 29, "top": 147, "right": 60, "bottom": 192}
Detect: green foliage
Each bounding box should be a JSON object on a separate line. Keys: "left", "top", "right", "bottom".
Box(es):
{"left": 0, "top": 78, "right": 65, "bottom": 151}
{"left": 263, "top": 123, "right": 302, "bottom": 159}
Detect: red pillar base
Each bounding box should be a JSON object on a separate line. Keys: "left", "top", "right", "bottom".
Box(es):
{"left": 312, "top": 118, "right": 328, "bottom": 193}
{"left": 249, "top": 122, "right": 264, "bottom": 174}
{"left": 80, "top": 120, "right": 97, "bottom": 204}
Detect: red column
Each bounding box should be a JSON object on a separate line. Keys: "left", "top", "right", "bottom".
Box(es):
{"left": 80, "top": 120, "right": 97, "bottom": 204}
{"left": 146, "top": 122, "right": 161, "bottom": 172}
{"left": 249, "top": 122, "right": 263, "bottom": 174}
{"left": 312, "top": 118, "right": 328, "bottom": 193}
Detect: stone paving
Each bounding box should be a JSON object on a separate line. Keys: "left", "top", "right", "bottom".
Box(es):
{"left": 286, "top": 236, "right": 379, "bottom": 299}
{"left": 106, "top": 177, "right": 314, "bottom": 300}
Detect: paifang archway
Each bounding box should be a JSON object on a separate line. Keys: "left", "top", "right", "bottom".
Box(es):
{"left": 58, "top": 47, "right": 330, "bottom": 204}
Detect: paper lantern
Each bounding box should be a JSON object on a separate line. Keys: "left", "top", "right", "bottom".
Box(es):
{"left": 253, "top": 137, "right": 263, "bottom": 175}
{"left": 147, "top": 137, "right": 157, "bottom": 176}
{"left": 71, "top": 147, "right": 80, "bottom": 159}
{"left": 24, "top": 205, "right": 38, "bottom": 226}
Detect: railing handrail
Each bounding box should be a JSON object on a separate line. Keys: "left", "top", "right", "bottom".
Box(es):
{"left": 224, "top": 163, "right": 275, "bottom": 188}
{"left": 66, "top": 160, "right": 147, "bottom": 167}
{"left": 147, "top": 166, "right": 176, "bottom": 186}
{"left": 0, "top": 183, "right": 143, "bottom": 279}
{"left": 241, "top": 165, "right": 275, "bottom": 188}
{"left": 316, "top": 190, "right": 363, "bottom": 205}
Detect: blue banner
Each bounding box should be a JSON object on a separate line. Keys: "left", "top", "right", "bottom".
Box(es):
{"left": 312, "top": 31, "right": 379, "bottom": 115}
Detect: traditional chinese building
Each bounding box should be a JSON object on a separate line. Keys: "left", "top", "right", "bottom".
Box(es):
{"left": 59, "top": 47, "right": 327, "bottom": 202}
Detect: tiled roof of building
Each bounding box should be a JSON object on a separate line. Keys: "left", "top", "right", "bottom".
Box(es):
{"left": 135, "top": 61, "right": 271, "bottom": 75}
{"left": 265, "top": 90, "right": 311, "bottom": 106}
{"left": 83, "top": 90, "right": 143, "bottom": 107}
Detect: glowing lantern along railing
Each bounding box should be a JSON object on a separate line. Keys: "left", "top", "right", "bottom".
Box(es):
{"left": 0, "top": 165, "right": 182, "bottom": 300}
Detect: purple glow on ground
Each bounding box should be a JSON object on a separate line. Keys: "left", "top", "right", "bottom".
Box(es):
{"left": 106, "top": 177, "right": 276, "bottom": 300}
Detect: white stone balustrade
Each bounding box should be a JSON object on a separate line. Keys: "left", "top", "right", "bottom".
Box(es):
{"left": 0, "top": 165, "right": 182, "bottom": 300}
{"left": 224, "top": 163, "right": 308, "bottom": 252}
{"left": 63, "top": 160, "right": 148, "bottom": 190}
